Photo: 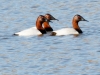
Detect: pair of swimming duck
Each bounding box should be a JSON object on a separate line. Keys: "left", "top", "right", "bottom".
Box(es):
{"left": 14, "top": 14, "right": 88, "bottom": 36}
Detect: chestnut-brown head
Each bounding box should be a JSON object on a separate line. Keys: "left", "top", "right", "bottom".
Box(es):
{"left": 72, "top": 14, "right": 88, "bottom": 34}
{"left": 37, "top": 15, "right": 51, "bottom": 23}
{"left": 73, "top": 14, "right": 88, "bottom": 22}
{"left": 44, "top": 14, "right": 59, "bottom": 21}
{"left": 43, "top": 14, "right": 58, "bottom": 32}
{"left": 36, "top": 15, "right": 51, "bottom": 34}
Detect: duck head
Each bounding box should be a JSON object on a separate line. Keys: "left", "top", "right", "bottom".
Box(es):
{"left": 36, "top": 15, "right": 52, "bottom": 34}
{"left": 43, "top": 14, "right": 58, "bottom": 32}
{"left": 37, "top": 15, "right": 51, "bottom": 23}
{"left": 74, "top": 14, "right": 88, "bottom": 22}
{"left": 72, "top": 14, "right": 88, "bottom": 34}
{"left": 44, "top": 14, "right": 59, "bottom": 21}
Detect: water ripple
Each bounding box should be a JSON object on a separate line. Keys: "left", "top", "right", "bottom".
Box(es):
{"left": 0, "top": 0, "right": 100, "bottom": 75}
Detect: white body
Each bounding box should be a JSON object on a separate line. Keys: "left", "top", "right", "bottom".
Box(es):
{"left": 53, "top": 28, "right": 79, "bottom": 36}
{"left": 14, "top": 27, "right": 79, "bottom": 36}
{"left": 14, "top": 27, "right": 41, "bottom": 36}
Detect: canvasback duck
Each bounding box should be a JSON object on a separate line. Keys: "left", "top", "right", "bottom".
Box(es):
{"left": 51, "top": 14, "right": 88, "bottom": 36}
{"left": 43, "top": 14, "right": 58, "bottom": 31}
{"left": 14, "top": 14, "right": 58, "bottom": 36}
{"left": 14, "top": 15, "right": 51, "bottom": 36}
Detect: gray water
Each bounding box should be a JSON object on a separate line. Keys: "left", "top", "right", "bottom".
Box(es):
{"left": 0, "top": 0, "right": 100, "bottom": 75}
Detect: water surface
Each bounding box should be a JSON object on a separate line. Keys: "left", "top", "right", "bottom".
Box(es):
{"left": 0, "top": 0, "right": 100, "bottom": 75}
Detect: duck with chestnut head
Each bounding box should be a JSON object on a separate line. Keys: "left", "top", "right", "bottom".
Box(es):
{"left": 51, "top": 14, "right": 88, "bottom": 36}
{"left": 14, "top": 15, "right": 51, "bottom": 36}
{"left": 14, "top": 14, "right": 58, "bottom": 36}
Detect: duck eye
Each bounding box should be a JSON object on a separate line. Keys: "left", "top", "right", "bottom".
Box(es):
{"left": 77, "top": 16, "right": 81, "bottom": 20}
{"left": 45, "top": 15, "right": 49, "bottom": 19}
{"left": 41, "top": 16, "right": 43, "bottom": 18}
